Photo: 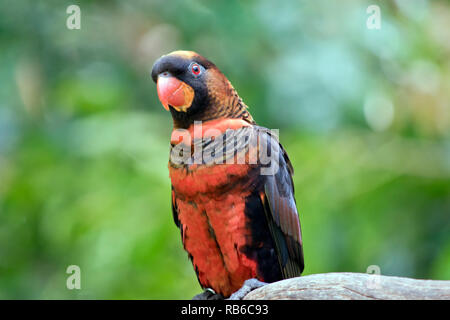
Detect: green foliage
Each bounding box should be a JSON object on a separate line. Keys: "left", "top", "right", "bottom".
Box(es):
{"left": 0, "top": 0, "right": 449, "bottom": 299}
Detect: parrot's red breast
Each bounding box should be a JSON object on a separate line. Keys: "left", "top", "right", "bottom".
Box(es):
{"left": 151, "top": 51, "right": 304, "bottom": 298}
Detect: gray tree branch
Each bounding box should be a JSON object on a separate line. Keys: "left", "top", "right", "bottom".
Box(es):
{"left": 243, "top": 272, "right": 450, "bottom": 300}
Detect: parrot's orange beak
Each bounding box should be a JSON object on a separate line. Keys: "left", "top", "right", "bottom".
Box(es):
{"left": 156, "top": 75, "right": 195, "bottom": 112}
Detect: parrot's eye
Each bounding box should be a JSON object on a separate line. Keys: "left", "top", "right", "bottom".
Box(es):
{"left": 190, "top": 63, "right": 201, "bottom": 76}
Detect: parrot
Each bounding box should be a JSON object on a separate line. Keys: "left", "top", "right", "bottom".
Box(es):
{"left": 151, "top": 51, "right": 304, "bottom": 299}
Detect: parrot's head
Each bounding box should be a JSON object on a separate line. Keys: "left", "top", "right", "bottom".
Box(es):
{"left": 151, "top": 50, "right": 252, "bottom": 128}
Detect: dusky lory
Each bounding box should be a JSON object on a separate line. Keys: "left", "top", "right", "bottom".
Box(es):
{"left": 151, "top": 51, "right": 304, "bottom": 299}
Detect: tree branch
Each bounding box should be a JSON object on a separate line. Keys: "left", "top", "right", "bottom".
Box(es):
{"left": 243, "top": 272, "right": 450, "bottom": 300}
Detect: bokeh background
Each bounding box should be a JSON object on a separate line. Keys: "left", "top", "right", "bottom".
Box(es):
{"left": 0, "top": 0, "right": 449, "bottom": 299}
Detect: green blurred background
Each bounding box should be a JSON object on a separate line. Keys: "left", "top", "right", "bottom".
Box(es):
{"left": 0, "top": 0, "right": 449, "bottom": 299}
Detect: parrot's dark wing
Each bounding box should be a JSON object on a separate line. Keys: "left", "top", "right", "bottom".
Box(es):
{"left": 259, "top": 129, "right": 304, "bottom": 278}
{"left": 171, "top": 187, "right": 181, "bottom": 229}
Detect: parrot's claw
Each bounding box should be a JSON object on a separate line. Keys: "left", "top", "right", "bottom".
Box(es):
{"left": 192, "top": 288, "right": 224, "bottom": 300}
{"left": 227, "top": 278, "right": 267, "bottom": 300}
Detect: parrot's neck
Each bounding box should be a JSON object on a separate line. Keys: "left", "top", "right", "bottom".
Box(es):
{"left": 207, "top": 81, "right": 254, "bottom": 125}
{"left": 170, "top": 79, "right": 255, "bottom": 129}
